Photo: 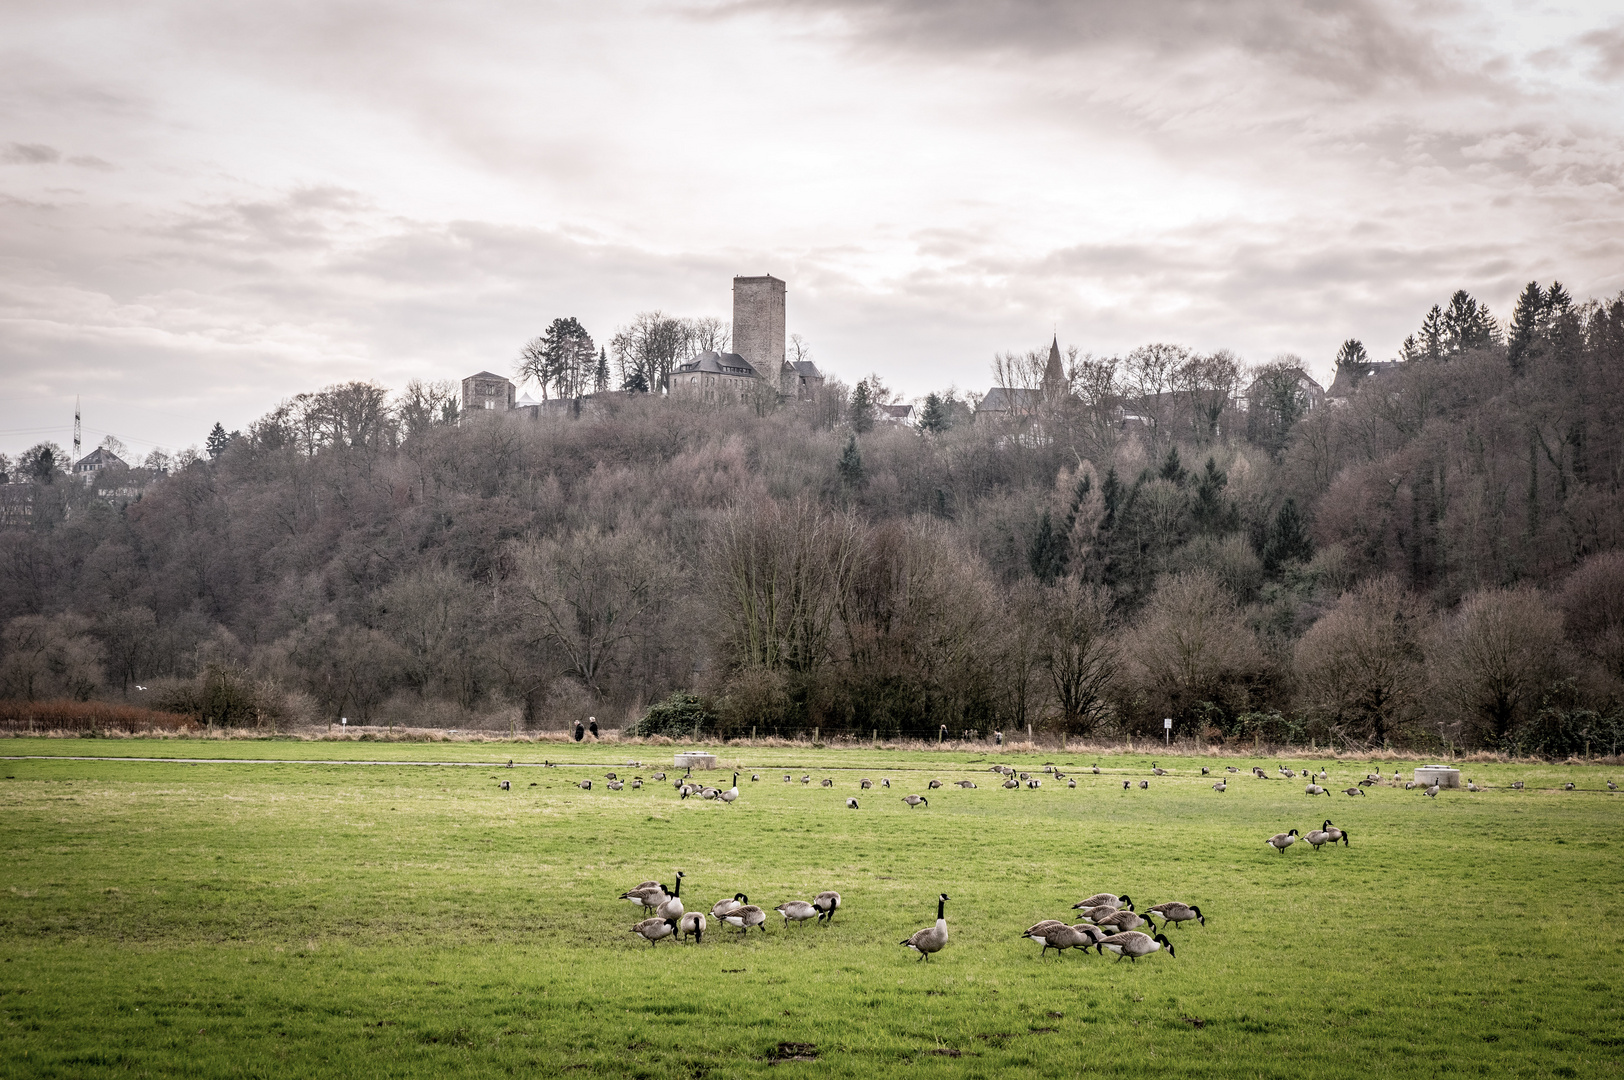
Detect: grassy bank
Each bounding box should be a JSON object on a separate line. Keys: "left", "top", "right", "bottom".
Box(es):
{"left": 2, "top": 746, "right": 1620, "bottom": 1077}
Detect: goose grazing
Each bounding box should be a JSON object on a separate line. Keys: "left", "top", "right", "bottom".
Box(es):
{"left": 801, "top": 775, "right": 811, "bottom": 785}
{"left": 719, "top": 773, "right": 740, "bottom": 804}
{"left": 619, "top": 881, "right": 668, "bottom": 909}
{"left": 655, "top": 871, "right": 686, "bottom": 921}
{"left": 902, "top": 794, "right": 929, "bottom": 808}
{"left": 881, "top": 778, "right": 891, "bottom": 788}
{"left": 821, "top": 778, "right": 833, "bottom": 788}
{"left": 1092, "top": 909, "right": 1148, "bottom": 932}
{"left": 1018, "top": 772, "right": 1032, "bottom": 780}
{"left": 1512, "top": 780, "right": 1525, "bottom": 790}
{"left": 606, "top": 780, "right": 624, "bottom": 791}
{"left": 1226, "top": 766, "right": 1239, "bottom": 773}
{"left": 928, "top": 779, "right": 942, "bottom": 789}
{"left": 1027, "top": 779, "right": 1042, "bottom": 789}
{"left": 1097, "top": 930, "right": 1175, "bottom": 963}
{"left": 678, "top": 911, "right": 706, "bottom": 943}
{"left": 631, "top": 916, "right": 678, "bottom": 946}
{"left": 901, "top": 894, "right": 949, "bottom": 961}
{"left": 1467, "top": 779, "right": 1480, "bottom": 792}
{"left": 1303, "top": 828, "right": 1332, "bottom": 851}
{"left": 1067, "top": 778, "right": 1077, "bottom": 788}
{"left": 1075, "top": 904, "right": 1124, "bottom": 923}
{"left": 1342, "top": 787, "right": 1364, "bottom": 796}
{"left": 775, "top": 900, "right": 820, "bottom": 927}
{"left": 1609, "top": 779, "right": 1617, "bottom": 791}
{"left": 1201, "top": 767, "right": 1210, "bottom": 775}
{"left": 652, "top": 772, "right": 667, "bottom": 782}
{"left": 1005, "top": 778, "right": 1021, "bottom": 789}
{"left": 631, "top": 778, "right": 643, "bottom": 789}
{"left": 860, "top": 779, "right": 873, "bottom": 789}
{"left": 1152, "top": 763, "right": 1168, "bottom": 776}
{"left": 499, "top": 780, "right": 511, "bottom": 791}
{"left": 721, "top": 903, "right": 768, "bottom": 934}
{"left": 1146, "top": 902, "right": 1204, "bottom": 929}
{"left": 1565, "top": 782, "right": 1576, "bottom": 791}
{"left": 1403, "top": 781, "right": 1419, "bottom": 790}
{"left": 1138, "top": 780, "right": 1149, "bottom": 790}
{"left": 1212, "top": 780, "right": 1227, "bottom": 792}
{"left": 813, "top": 891, "right": 841, "bottom": 923}
{"left": 1074, "top": 893, "right": 1130, "bottom": 911}
{"left": 700, "top": 786, "right": 720, "bottom": 800}
{"left": 784, "top": 774, "right": 792, "bottom": 783}
{"left": 1266, "top": 829, "right": 1299, "bottom": 853}
{"left": 955, "top": 780, "right": 977, "bottom": 789}
{"left": 846, "top": 797, "right": 860, "bottom": 809}
{"left": 712, "top": 893, "right": 747, "bottom": 919}
{"left": 1122, "top": 780, "right": 1131, "bottom": 790}
{"left": 1321, "top": 820, "right": 1348, "bottom": 846}
{"left": 1305, "top": 784, "right": 1329, "bottom": 796}
{"left": 606, "top": 772, "right": 617, "bottom": 781}
{"left": 578, "top": 780, "right": 593, "bottom": 790}
{"left": 751, "top": 774, "right": 760, "bottom": 782}
{"left": 1358, "top": 779, "right": 1377, "bottom": 786}
{"left": 1022, "top": 919, "right": 1069, "bottom": 958}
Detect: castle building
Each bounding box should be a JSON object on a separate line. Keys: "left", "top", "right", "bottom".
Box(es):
{"left": 73, "top": 446, "right": 127, "bottom": 477}
{"left": 462, "top": 371, "right": 516, "bottom": 416}
{"left": 671, "top": 274, "right": 824, "bottom": 402}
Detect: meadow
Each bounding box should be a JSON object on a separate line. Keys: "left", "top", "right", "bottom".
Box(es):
{"left": 1, "top": 737, "right": 1620, "bottom": 1078}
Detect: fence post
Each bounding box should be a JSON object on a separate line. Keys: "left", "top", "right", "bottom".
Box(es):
{"left": 752, "top": 725, "right": 757, "bottom": 744}
{"left": 872, "top": 728, "right": 877, "bottom": 746}
{"left": 814, "top": 726, "right": 819, "bottom": 745}
{"left": 1027, "top": 723, "right": 1033, "bottom": 745}
{"left": 1061, "top": 732, "right": 1067, "bottom": 751}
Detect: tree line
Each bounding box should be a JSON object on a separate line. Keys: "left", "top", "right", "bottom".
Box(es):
{"left": 1, "top": 283, "right": 1621, "bottom": 755}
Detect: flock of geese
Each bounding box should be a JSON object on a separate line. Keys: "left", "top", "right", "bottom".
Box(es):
{"left": 1022, "top": 892, "right": 1193, "bottom": 964}
{"left": 622, "top": 871, "right": 842, "bottom": 947}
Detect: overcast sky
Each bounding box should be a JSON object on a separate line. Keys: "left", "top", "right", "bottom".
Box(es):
{"left": 3, "top": 0, "right": 1622, "bottom": 461}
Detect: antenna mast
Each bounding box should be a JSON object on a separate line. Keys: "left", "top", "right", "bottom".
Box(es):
{"left": 74, "top": 397, "right": 81, "bottom": 464}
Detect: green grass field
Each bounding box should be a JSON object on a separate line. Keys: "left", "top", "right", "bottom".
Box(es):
{"left": 2, "top": 737, "right": 1620, "bottom": 1078}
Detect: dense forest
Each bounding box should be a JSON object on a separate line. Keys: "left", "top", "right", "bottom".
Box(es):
{"left": 2, "top": 282, "right": 1622, "bottom": 754}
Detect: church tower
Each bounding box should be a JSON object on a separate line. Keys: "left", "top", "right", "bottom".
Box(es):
{"left": 1042, "top": 334, "right": 1066, "bottom": 399}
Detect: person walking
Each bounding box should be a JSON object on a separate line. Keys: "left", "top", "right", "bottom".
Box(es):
{"left": 588, "top": 717, "right": 599, "bottom": 739}
{"left": 574, "top": 721, "right": 585, "bottom": 742}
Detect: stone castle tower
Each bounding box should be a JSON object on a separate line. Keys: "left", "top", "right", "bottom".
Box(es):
{"left": 731, "top": 275, "right": 785, "bottom": 381}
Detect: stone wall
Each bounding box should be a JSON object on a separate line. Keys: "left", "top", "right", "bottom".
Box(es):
{"left": 732, "top": 275, "right": 785, "bottom": 379}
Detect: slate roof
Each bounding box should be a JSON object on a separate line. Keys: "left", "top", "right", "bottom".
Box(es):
{"left": 977, "top": 387, "right": 1041, "bottom": 413}
{"left": 674, "top": 351, "right": 763, "bottom": 378}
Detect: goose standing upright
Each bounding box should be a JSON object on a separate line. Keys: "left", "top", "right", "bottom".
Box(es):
{"left": 719, "top": 773, "right": 740, "bottom": 804}
{"left": 655, "top": 871, "right": 686, "bottom": 921}
{"left": 901, "top": 894, "right": 949, "bottom": 961}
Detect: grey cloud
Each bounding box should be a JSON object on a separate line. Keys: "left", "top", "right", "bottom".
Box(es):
{"left": 1580, "top": 24, "right": 1624, "bottom": 81}
{"left": 721, "top": 0, "right": 1447, "bottom": 92}
{"left": 67, "top": 155, "right": 114, "bottom": 170}
{"left": 3, "top": 142, "right": 61, "bottom": 163}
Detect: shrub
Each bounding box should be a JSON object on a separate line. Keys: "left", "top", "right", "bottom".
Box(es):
{"left": 0, "top": 699, "right": 196, "bottom": 733}
{"left": 629, "top": 692, "right": 716, "bottom": 739}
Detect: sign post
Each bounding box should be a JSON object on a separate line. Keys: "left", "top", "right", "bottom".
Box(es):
{"left": 1163, "top": 717, "right": 1172, "bottom": 747}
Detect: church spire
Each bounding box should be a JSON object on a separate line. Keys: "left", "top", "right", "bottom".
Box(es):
{"left": 1043, "top": 334, "right": 1065, "bottom": 397}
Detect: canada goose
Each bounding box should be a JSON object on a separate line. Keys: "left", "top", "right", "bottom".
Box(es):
{"left": 1097, "top": 930, "right": 1174, "bottom": 962}
{"left": 1358, "top": 779, "right": 1377, "bottom": 786}
{"left": 1226, "top": 766, "right": 1239, "bottom": 773}
{"left": 1340, "top": 787, "right": 1362, "bottom": 796}
{"left": 655, "top": 871, "right": 686, "bottom": 921}
{"left": 1018, "top": 771, "right": 1032, "bottom": 780}
{"left": 1320, "top": 821, "right": 1348, "bottom": 846}
{"left": 1404, "top": 781, "right": 1419, "bottom": 790}
{"left": 1303, "top": 828, "right": 1332, "bottom": 850}
{"left": 1147, "top": 902, "right": 1204, "bottom": 929}
{"left": 507, "top": 759, "right": 514, "bottom": 768}
{"left": 1122, "top": 780, "right": 1131, "bottom": 790}
{"left": 720, "top": 774, "right": 740, "bottom": 804}
{"left": 631, "top": 779, "right": 643, "bottom": 789}
{"left": 1317, "top": 768, "right": 1328, "bottom": 780}
{"left": 901, "top": 894, "right": 949, "bottom": 961}
{"left": 751, "top": 774, "right": 759, "bottom": 782}
{"left": 631, "top": 917, "right": 678, "bottom": 946}
{"left": 1201, "top": 767, "right": 1210, "bottom": 775}
{"left": 1467, "top": 779, "right": 1480, "bottom": 792}
{"left": 499, "top": 780, "right": 511, "bottom": 791}
{"left": 1138, "top": 780, "right": 1149, "bottom": 790}
{"left": 776, "top": 900, "right": 819, "bottom": 926}
{"left": 846, "top": 797, "right": 859, "bottom": 809}
{"left": 1075, "top": 904, "right": 1124, "bottom": 923}
{"left": 1074, "top": 893, "right": 1130, "bottom": 911}
{"left": 1305, "top": 784, "right": 1329, "bottom": 796}
{"left": 860, "top": 778, "right": 873, "bottom": 789}
{"left": 955, "top": 780, "right": 977, "bottom": 789}
{"left": 1609, "top": 779, "right": 1618, "bottom": 791}
{"left": 1280, "top": 766, "right": 1295, "bottom": 778}
{"left": 813, "top": 891, "right": 841, "bottom": 922}
{"left": 678, "top": 911, "right": 706, "bottom": 943}
{"left": 1152, "top": 763, "right": 1168, "bottom": 775}
{"left": 1092, "top": 909, "right": 1148, "bottom": 932}
{"left": 1027, "top": 779, "right": 1042, "bottom": 789}
{"left": 1005, "top": 778, "right": 1021, "bottom": 789}
{"left": 1022, "top": 919, "right": 1069, "bottom": 958}
{"left": 700, "top": 786, "right": 720, "bottom": 800}
{"left": 903, "top": 794, "right": 929, "bottom": 808}
{"left": 712, "top": 893, "right": 747, "bottom": 918}
{"left": 1565, "top": 782, "right": 1576, "bottom": 791}
{"left": 652, "top": 772, "right": 667, "bottom": 781}
{"left": 721, "top": 903, "right": 767, "bottom": 934}
{"left": 928, "top": 779, "right": 943, "bottom": 789}
{"left": 1512, "top": 780, "right": 1525, "bottom": 789}
{"left": 1212, "top": 780, "right": 1227, "bottom": 792}
{"left": 1037, "top": 922, "right": 1098, "bottom": 959}
{"left": 607, "top": 780, "right": 624, "bottom": 791}
{"left": 578, "top": 779, "right": 593, "bottom": 790}
{"left": 1067, "top": 778, "right": 1077, "bottom": 788}
{"left": 618, "top": 881, "right": 668, "bottom": 909}
{"left": 881, "top": 778, "right": 891, "bottom": 788}
{"left": 606, "top": 772, "right": 618, "bottom": 781}
{"left": 821, "top": 778, "right": 834, "bottom": 787}
{"left": 1266, "top": 829, "right": 1299, "bottom": 853}
{"left": 1091, "top": 765, "right": 1101, "bottom": 774}
{"left": 801, "top": 775, "right": 811, "bottom": 784}
{"left": 1425, "top": 783, "right": 1440, "bottom": 798}
{"left": 784, "top": 774, "right": 791, "bottom": 782}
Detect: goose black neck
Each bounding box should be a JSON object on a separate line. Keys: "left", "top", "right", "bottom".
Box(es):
{"left": 936, "top": 897, "right": 946, "bottom": 920}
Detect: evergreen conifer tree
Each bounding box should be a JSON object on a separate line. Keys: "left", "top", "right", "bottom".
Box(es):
{"left": 1508, "top": 281, "right": 1544, "bottom": 371}
{"left": 595, "top": 347, "right": 610, "bottom": 393}
{"left": 1028, "top": 510, "right": 1068, "bottom": 584}
{"left": 206, "top": 422, "right": 230, "bottom": 459}
{"left": 849, "top": 380, "right": 874, "bottom": 433}
{"left": 918, "top": 392, "right": 950, "bottom": 434}
{"left": 1420, "top": 306, "right": 1446, "bottom": 361}
{"left": 1335, "top": 339, "right": 1369, "bottom": 371}
{"left": 1262, "top": 498, "right": 1313, "bottom": 573}
{"left": 837, "top": 434, "right": 864, "bottom": 487}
